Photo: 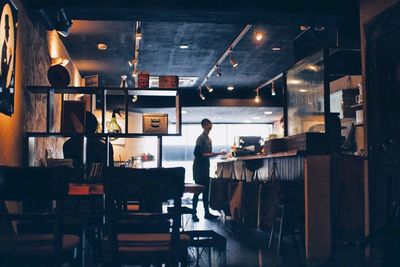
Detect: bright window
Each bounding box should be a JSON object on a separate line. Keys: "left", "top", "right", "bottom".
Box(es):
{"left": 163, "top": 123, "right": 273, "bottom": 182}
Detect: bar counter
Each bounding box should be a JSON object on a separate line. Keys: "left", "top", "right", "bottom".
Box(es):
{"left": 216, "top": 137, "right": 331, "bottom": 261}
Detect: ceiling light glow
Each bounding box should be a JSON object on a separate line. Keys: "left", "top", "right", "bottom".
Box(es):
{"left": 254, "top": 90, "right": 261, "bottom": 103}
{"left": 287, "top": 79, "right": 302, "bottom": 85}
{"left": 180, "top": 44, "right": 189, "bottom": 49}
{"left": 227, "top": 86, "right": 234, "bottom": 91}
{"left": 264, "top": 111, "right": 273, "bottom": 115}
{"left": 271, "top": 45, "right": 281, "bottom": 51}
{"left": 97, "top": 43, "right": 107, "bottom": 50}
{"left": 255, "top": 32, "right": 263, "bottom": 41}
{"left": 271, "top": 82, "right": 276, "bottom": 96}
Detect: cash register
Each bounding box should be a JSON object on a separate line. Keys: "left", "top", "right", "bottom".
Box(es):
{"left": 233, "top": 136, "right": 263, "bottom": 157}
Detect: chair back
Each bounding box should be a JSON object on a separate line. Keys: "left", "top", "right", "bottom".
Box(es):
{"left": 103, "top": 167, "right": 185, "bottom": 242}
{"left": 0, "top": 166, "right": 68, "bottom": 203}
{"left": 0, "top": 166, "right": 70, "bottom": 256}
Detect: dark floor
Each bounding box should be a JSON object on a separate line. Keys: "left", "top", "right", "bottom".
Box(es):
{"left": 179, "top": 202, "right": 372, "bottom": 267}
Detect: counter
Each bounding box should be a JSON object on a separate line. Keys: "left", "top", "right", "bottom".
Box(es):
{"left": 216, "top": 141, "right": 331, "bottom": 261}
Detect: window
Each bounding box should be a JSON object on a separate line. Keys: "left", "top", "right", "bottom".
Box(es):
{"left": 163, "top": 123, "right": 272, "bottom": 182}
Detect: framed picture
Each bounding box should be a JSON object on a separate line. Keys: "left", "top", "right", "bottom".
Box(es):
{"left": 0, "top": 0, "right": 17, "bottom": 116}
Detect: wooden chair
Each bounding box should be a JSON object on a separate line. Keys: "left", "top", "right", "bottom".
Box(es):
{"left": 103, "top": 167, "right": 189, "bottom": 267}
{"left": 0, "top": 166, "right": 80, "bottom": 267}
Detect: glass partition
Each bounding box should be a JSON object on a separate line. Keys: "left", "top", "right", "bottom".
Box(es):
{"left": 286, "top": 50, "right": 325, "bottom": 135}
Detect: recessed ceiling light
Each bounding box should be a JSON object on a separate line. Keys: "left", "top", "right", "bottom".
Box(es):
{"left": 264, "top": 111, "right": 273, "bottom": 115}
{"left": 97, "top": 43, "right": 107, "bottom": 50}
{"left": 299, "top": 89, "right": 307, "bottom": 93}
{"left": 252, "top": 116, "right": 261, "bottom": 120}
{"left": 227, "top": 86, "right": 234, "bottom": 91}
{"left": 182, "top": 110, "right": 187, "bottom": 114}
{"left": 255, "top": 32, "right": 263, "bottom": 41}
{"left": 180, "top": 44, "right": 189, "bottom": 49}
{"left": 271, "top": 46, "right": 281, "bottom": 51}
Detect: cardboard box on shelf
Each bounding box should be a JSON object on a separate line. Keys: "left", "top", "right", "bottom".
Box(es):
{"left": 143, "top": 113, "right": 168, "bottom": 134}
{"left": 138, "top": 72, "right": 150, "bottom": 88}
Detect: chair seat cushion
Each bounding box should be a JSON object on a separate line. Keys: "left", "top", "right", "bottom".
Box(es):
{"left": 0, "top": 234, "right": 80, "bottom": 256}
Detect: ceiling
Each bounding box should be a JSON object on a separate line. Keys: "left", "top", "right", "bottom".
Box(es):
{"left": 62, "top": 20, "right": 301, "bottom": 90}
{"left": 23, "top": 0, "right": 360, "bottom": 123}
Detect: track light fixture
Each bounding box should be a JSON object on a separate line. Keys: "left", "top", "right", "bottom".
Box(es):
{"left": 206, "top": 80, "right": 214, "bottom": 93}
{"left": 271, "top": 81, "right": 276, "bottom": 96}
{"left": 199, "top": 87, "right": 205, "bottom": 100}
{"left": 55, "top": 8, "right": 73, "bottom": 37}
{"left": 136, "top": 23, "right": 142, "bottom": 40}
{"left": 215, "top": 65, "right": 222, "bottom": 77}
{"left": 229, "top": 50, "right": 238, "bottom": 68}
{"left": 128, "top": 58, "right": 138, "bottom": 67}
{"left": 198, "top": 25, "right": 251, "bottom": 92}
{"left": 254, "top": 90, "right": 261, "bottom": 103}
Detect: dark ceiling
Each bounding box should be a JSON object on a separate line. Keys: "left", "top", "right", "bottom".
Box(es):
{"left": 62, "top": 20, "right": 301, "bottom": 89}
{"left": 23, "top": 0, "right": 360, "bottom": 123}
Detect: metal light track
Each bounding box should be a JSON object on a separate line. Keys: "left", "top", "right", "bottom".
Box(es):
{"left": 199, "top": 24, "right": 252, "bottom": 88}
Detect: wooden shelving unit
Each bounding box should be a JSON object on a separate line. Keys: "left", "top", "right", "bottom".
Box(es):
{"left": 26, "top": 85, "right": 185, "bottom": 168}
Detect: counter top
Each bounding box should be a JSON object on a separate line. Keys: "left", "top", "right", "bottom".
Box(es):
{"left": 218, "top": 150, "right": 299, "bottom": 162}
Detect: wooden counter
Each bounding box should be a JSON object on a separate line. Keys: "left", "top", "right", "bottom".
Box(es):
{"left": 216, "top": 152, "right": 331, "bottom": 261}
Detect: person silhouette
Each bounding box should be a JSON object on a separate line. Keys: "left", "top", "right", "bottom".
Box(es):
{"left": 192, "top": 118, "right": 226, "bottom": 222}
{"left": 63, "top": 111, "right": 114, "bottom": 167}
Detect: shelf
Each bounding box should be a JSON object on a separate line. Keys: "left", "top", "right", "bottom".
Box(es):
{"left": 351, "top": 103, "right": 363, "bottom": 109}
{"left": 354, "top": 122, "right": 364, "bottom": 126}
{"left": 25, "top": 132, "right": 182, "bottom": 138}
{"left": 26, "top": 86, "right": 186, "bottom": 96}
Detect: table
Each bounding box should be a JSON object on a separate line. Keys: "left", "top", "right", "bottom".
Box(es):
{"left": 69, "top": 183, "right": 204, "bottom": 195}
{"left": 184, "top": 183, "right": 205, "bottom": 194}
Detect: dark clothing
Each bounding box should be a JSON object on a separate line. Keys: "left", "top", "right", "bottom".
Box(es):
{"left": 192, "top": 133, "right": 212, "bottom": 215}
{"left": 192, "top": 179, "right": 210, "bottom": 216}
{"left": 193, "top": 133, "right": 212, "bottom": 182}
{"left": 63, "top": 137, "right": 114, "bottom": 167}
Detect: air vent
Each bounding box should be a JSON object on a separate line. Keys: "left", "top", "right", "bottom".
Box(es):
{"left": 149, "top": 76, "right": 198, "bottom": 88}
